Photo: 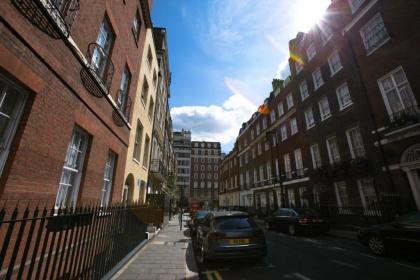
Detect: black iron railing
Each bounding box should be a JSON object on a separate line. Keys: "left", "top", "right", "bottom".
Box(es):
{"left": 12, "top": 0, "right": 80, "bottom": 39}
{"left": 112, "top": 90, "right": 132, "bottom": 126}
{"left": 81, "top": 43, "right": 115, "bottom": 97}
{"left": 386, "top": 105, "right": 420, "bottom": 132}
{"left": 0, "top": 202, "right": 154, "bottom": 280}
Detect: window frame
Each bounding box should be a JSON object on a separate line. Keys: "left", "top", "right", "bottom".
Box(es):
{"left": 328, "top": 51, "right": 343, "bottom": 76}
{"left": 359, "top": 13, "right": 390, "bottom": 56}
{"left": 312, "top": 67, "right": 324, "bottom": 90}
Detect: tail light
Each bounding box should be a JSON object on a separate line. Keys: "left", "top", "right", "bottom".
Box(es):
{"left": 299, "top": 218, "right": 309, "bottom": 224}
{"left": 208, "top": 232, "right": 226, "bottom": 241}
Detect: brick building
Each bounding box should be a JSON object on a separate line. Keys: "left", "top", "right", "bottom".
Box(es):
{"left": 219, "top": 0, "right": 420, "bottom": 219}
{"left": 219, "top": 149, "right": 240, "bottom": 208}
{"left": 0, "top": 0, "right": 153, "bottom": 208}
{"left": 190, "top": 141, "right": 221, "bottom": 208}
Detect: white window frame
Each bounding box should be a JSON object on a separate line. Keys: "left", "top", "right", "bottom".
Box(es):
{"left": 299, "top": 80, "right": 309, "bottom": 101}
{"left": 280, "top": 125, "right": 287, "bottom": 141}
{"left": 312, "top": 67, "right": 324, "bottom": 90}
{"left": 294, "top": 149, "right": 304, "bottom": 176}
{"left": 336, "top": 83, "right": 353, "bottom": 110}
{"left": 284, "top": 153, "right": 291, "bottom": 179}
{"left": 306, "top": 43, "right": 316, "bottom": 62}
{"left": 357, "top": 177, "right": 378, "bottom": 209}
{"left": 326, "top": 136, "right": 341, "bottom": 164}
{"left": 310, "top": 143, "right": 322, "bottom": 168}
{"left": 100, "top": 151, "right": 116, "bottom": 208}
{"left": 270, "top": 110, "right": 276, "bottom": 123}
{"left": 348, "top": 0, "right": 366, "bottom": 14}
{"left": 360, "top": 13, "right": 390, "bottom": 55}
{"left": 286, "top": 93, "right": 294, "bottom": 110}
{"left": 295, "top": 61, "right": 303, "bottom": 74}
{"left": 278, "top": 101, "right": 284, "bottom": 116}
{"left": 328, "top": 51, "right": 343, "bottom": 76}
{"left": 345, "top": 126, "right": 366, "bottom": 159}
{"left": 290, "top": 117, "right": 298, "bottom": 135}
{"left": 334, "top": 181, "right": 349, "bottom": 207}
{"left": 304, "top": 107, "right": 315, "bottom": 130}
{"left": 318, "top": 96, "right": 331, "bottom": 121}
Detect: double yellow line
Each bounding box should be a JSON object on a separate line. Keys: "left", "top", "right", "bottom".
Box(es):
{"left": 202, "top": 270, "right": 223, "bottom": 280}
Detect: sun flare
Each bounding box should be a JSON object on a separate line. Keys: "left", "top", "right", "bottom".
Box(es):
{"left": 292, "top": 0, "right": 331, "bottom": 32}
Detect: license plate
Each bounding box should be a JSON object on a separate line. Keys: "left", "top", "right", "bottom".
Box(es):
{"left": 228, "top": 239, "right": 250, "bottom": 245}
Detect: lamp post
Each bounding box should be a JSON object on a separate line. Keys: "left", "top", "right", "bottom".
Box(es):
{"left": 265, "top": 129, "right": 286, "bottom": 208}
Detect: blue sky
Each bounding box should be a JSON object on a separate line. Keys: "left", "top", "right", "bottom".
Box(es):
{"left": 151, "top": 0, "right": 330, "bottom": 153}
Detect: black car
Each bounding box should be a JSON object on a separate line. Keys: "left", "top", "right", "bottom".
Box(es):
{"left": 195, "top": 211, "right": 267, "bottom": 263}
{"left": 264, "top": 208, "right": 330, "bottom": 235}
{"left": 358, "top": 211, "right": 420, "bottom": 256}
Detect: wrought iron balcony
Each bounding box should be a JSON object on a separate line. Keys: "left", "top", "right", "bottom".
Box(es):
{"left": 112, "top": 90, "right": 132, "bottom": 126}
{"left": 13, "top": 0, "right": 79, "bottom": 39}
{"left": 150, "top": 159, "right": 168, "bottom": 180}
{"left": 80, "top": 43, "right": 115, "bottom": 98}
{"left": 386, "top": 105, "right": 420, "bottom": 132}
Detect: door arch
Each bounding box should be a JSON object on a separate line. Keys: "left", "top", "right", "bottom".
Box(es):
{"left": 401, "top": 144, "right": 420, "bottom": 210}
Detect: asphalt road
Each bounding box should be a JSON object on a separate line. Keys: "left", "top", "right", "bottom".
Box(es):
{"left": 195, "top": 224, "right": 420, "bottom": 280}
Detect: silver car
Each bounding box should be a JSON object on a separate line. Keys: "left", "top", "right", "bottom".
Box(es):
{"left": 195, "top": 211, "right": 267, "bottom": 263}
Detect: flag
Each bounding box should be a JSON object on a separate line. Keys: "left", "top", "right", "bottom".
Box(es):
{"left": 258, "top": 104, "right": 270, "bottom": 115}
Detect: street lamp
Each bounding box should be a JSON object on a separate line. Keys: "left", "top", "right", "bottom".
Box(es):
{"left": 265, "top": 129, "right": 286, "bottom": 208}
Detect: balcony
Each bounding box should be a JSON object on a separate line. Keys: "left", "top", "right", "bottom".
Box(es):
{"left": 150, "top": 159, "right": 168, "bottom": 181}
{"left": 112, "top": 90, "right": 132, "bottom": 126}
{"left": 80, "top": 43, "right": 114, "bottom": 98}
{"left": 386, "top": 105, "right": 420, "bottom": 133}
{"left": 13, "top": 0, "right": 79, "bottom": 39}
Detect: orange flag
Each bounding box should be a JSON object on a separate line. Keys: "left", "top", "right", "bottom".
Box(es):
{"left": 258, "top": 104, "right": 270, "bottom": 115}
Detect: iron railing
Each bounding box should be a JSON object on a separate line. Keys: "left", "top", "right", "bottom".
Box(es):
{"left": 0, "top": 202, "right": 159, "bottom": 280}
{"left": 81, "top": 43, "right": 115, "bottom": 98}
{"left": 12, "top": 0, "right": 80, "bottom": 39}
{"left": 112, "top": 90, "right": 132, "bottom": 126}
{"left": 386, "top": 105, "right": 420, "bottom": 132}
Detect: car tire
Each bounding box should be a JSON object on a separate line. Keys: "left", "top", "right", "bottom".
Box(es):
{"left": 367, "top": 234, "right": 386, "bottom": 256}
{"left": 288, "top": 224, "right": 296, "bottom": 236}
{"left": 196, "top": 243, "right": 207, "bottom": 264}
{"left": 265, "top": 222, "right": 271, "bottom": 230}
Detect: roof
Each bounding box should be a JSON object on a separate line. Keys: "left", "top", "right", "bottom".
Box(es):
{"left": 210, "top": 211, "right": 249, "bottom": 218}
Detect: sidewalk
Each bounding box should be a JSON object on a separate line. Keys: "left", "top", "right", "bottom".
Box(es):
{"left": 112, "top": 214, "right": 199, "bottom": 280}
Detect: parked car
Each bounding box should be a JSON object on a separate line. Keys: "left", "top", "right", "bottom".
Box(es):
{"left": 188, "top": 210, "right": 209, "bottom": 237}
{"left": 195, "top": 211, "right": 267, "bottom": 263}
{"left": 357, "top": 211, "right": 420, "bottom": 256}
{"left": 264, "top": 208, "right": 330, "bottom": 235}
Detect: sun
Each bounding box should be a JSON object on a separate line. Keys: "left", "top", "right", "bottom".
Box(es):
{"left": 292, "top": 0, "right": 331, "bottom": 32}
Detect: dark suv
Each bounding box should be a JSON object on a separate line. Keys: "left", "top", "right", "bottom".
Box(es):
{"left": 195, "top": 211, "right": 267, "bottom": 263}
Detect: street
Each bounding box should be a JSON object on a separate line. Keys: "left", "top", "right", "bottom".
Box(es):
{"left": 195, "top": 223, "right": 420, "bottom": 280}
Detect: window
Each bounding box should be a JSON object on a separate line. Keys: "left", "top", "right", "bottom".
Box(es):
{"left": 328, "top": 51, "right": 342, "bottom": 76}
{"left": 284, "top": 153, "right": 291, "bottom": 179}
{"left": 280, "top": 125, "right": 287, "bottom": 141}
{"left": 294, "top": 149, "right": 304, "bottom": 176}
{"left": 201, "top": 181, "right": 205, "bottom": 188}
{"left": 346, "top": 126, "right": 366, "bottom": 159}
{"left": 304, "top": 107, "right": 315, "bottom": 129}
{"left": 360, "top": 14, "right": 390, "bottom": 55}
{"left": 132, "top": 10, "right": 141, "bottom": 41}
{"left": 214, "top": 165, "right": 218, "bottom": 171}
{"left": 270, "top": 110, "right": 276, "bottom": 123}
{"left": 147, "top": 46, "right": 153, "bottom": 70}
{"left": 201, "top": 165, "right": 205, "bottom": 171}
{"left": 306, "top": 43, "right": 316, "bottom": 62}
{"left": 288, "top": 189, "right": 295, "bottom": 207}
{"left": 348, "top": 0, "right": 366, "bottom": 13}
{"left": 358, "top": 177, "right": 378, "bottom": 208}
{"left": 208, "top": 174, "right": 212, "bottom": 180}
{"left": 264, "top": 141, "right": 270, "bottom": 151}
{"left": 244, "top": 152, "right": 249, "bottom": 164}
{"left": 101, "top": 151, "right": 116, "bottom": 207}
{"left": 336, "top": 83, "right": 353, "bottom": 109}
{"left": 299, "top": 187, "right": 309, "bottom": 207}
{"left": 257, "top": 142, "right": 262, "bottom": 155}
{"left": 377, "top": 67, "right": 417, "bottom": 117}
{"left": 201, "top": 174, "right": 205, "bottom": 179}
{"left": 299, "top": 81, "right": 309, "bottom": 101}
{"left": 0, "top": 77, "right": 28, "bottom": 176}
{"left": 193, "top": 181, "right": 198, "bottom": 188}
{"left": 310, "top": 144, "right": 322, "bottom": 168}
{"left": 312, "top": 67, "right": 324, "bottom": 90}
{"left": 295, "top": 62, "right": 303, "bottom": 74}
{"left": 92, "top": 17, "right": 115, "bottom": 80}
{"left": 256, "top": 124, "right": 261, "bottom": 135}
{"left": 262, "top": 118, "right": 267, "bottom": 129}
{"left": 319, "top": 23, "right": 333, "bottom": 45}
{"left": 143, "top": 134, "right": 151, "bottom": 167}
{"left": 117, "top": 66, "right": 131, "bottom": 112}
{"left": 259, "top": 165, "right": 264, "bottom": 181}
{"left": 133, "top": 121, "right": 143, "bottom": 161}
{"left": 252, "top": 147, "right": 256, "bottom": 159}
{"left": 55, "top": 128, "right": 89, "bottom": 208}
{"left": 253, "top": 169, "right": 258, "bottom": 183}
{"left": 140, "top": 77, "right": 149, "bottom": 105}
{"left": 266, "top": 162, "right": 271, "bottom": 179}
{"left": 148, "top": 97, "right": 154, "bottom": 120}
{"left": 290, "top": 117, "right": 298, "bottom": 135}
{"left": 318, "top": 96, "right": 331, "bottom": 121}
{"left": 245, "top": 171, "right": 250, "bottom": 185}
{"left": 251, "top": 129, "right": 255, "bottom": 140}
{"left": 278, "top": 102, "right": 284, "bottom": 116}
{"left": 214, "top": 173, "right": 218, "bottom": 179}
{"left": 207, "top": 165, "right": 212, "bottom": 171}
{"left": 286, "top": 93, "right": 294, "bottom": 110}
{"left": 326, "top": 136, "right": 341, "bottom": 164}
{"left": 334, "top": 181, "right": 349, "bottom": 207}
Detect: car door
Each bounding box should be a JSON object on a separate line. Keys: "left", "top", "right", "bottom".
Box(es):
{"left": 271, "top": 209, "right": 282, "bottom": 228}
{"left": 394, "top": 212, "right": 420, "bottom": 248}
{"left": 277, "top": 209, "right": 292, "bottom": 231}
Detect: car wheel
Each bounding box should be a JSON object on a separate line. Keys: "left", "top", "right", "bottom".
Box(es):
{"left": 368, "top": 235, "right": 386, "bottom": 256}
{"left": 265, "top": 222, "right": 271, "bottom": 230}
{"left": 196, "top": 243, "right": 207, "bottom": 264}
{"left": 288, "top": 224, "right": 296, "bottom": 236}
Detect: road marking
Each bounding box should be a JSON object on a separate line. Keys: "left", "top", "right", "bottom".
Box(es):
{"left": 202, "top": 271, "right": 215, "bottom": 280}
{"left": 253, "top": 263, "right": 275, "bottom": 269}
{"left": 213, "top": 271, "right": 223, "bottom": 280}
{"left": 329, "top": 246, "right": 346, "bottom": 251}
{"left": 293, "top": 273, "right": 312, "bottom": 280}
{"left": 395, "top": 262, "right": 420, "bottom": 271}
{"left": 331, "top": 260, "right": 359, "bottom": 269}
{"left": 360, "top": 253, "right": 377, "bottom": 259}
{"left": 302, "top": 238, "right": 321, "bottom": 244}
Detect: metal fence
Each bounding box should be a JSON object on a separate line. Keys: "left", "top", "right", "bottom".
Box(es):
{"left": 0, "top": 202, "right": 155, "bottom": 280}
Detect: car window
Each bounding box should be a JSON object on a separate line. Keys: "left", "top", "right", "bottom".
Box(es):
{"left": 294, "top": 208, "right": 319, "bottom": 216}
{"left": 278, "top": 209, "right": 290, "bottom": 216}
{"left": 196, "top": 211, "right": 208, "bottom": 219}
{"left": 215, "top": 217, "right": 256, "bottom": 230}
{"left": 399, "top": 212, "right": 420, "bottom": 225}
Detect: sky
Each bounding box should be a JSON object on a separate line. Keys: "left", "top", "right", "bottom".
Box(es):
{"left": 151, "top": 0, "right": 331, "bottom": 153}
